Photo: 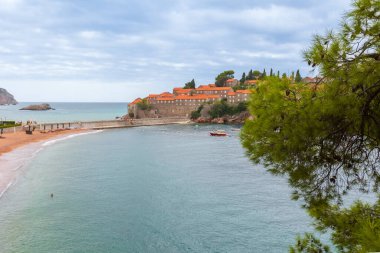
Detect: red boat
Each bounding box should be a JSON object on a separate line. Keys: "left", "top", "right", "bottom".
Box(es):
{"left": 210, "top": 130, "right": 227, "bottom": 136}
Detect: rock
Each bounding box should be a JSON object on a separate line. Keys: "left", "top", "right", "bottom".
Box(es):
{"left": 20, "top": 103, "right": 54, "bottom": 111}
{"left": 0, "top": 88, "right": 17, "bottom": 105}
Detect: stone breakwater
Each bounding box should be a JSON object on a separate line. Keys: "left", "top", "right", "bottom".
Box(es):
{"left": 2, "top": 117, "right": 190, "bottom": 134}
{"left": 38, "top": 117, "right": 191, "bottom": 131}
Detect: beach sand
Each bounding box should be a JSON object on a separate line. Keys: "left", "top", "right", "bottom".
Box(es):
{"left": 0, "top": 128, "right": 88, "bottom": 198}
{"left": 0, "top": 129, "right": 86, "bottom": 156}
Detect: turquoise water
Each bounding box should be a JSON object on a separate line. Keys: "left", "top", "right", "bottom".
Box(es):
{"left": 0, "top": 102, "right": 128, "bottom": 123}
{"left": 0, "top": 125, "right": 316, "bottom": 252}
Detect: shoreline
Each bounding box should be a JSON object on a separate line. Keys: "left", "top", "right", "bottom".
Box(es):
{"left": 0, "top": 119, "right": 191, "bottom": 199}
{"left": 0, "top": 129, "right": 92, "bottom": 198}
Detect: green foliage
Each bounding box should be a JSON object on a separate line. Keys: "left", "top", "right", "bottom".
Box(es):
{"left": 184, "top": 79, "right": 196, "bottom": 89}
{"left": 253, "top": 70, "right": 261, "bottom": 79}
{"left": 295, "top": 69, "right": 302, "bottom": 83}
{"left": 247, "top": 69, "right": 253, "bottom": 80}
{"left": 215, "top": 70, "right": 235, "bottom": 87}
{"left": 282, "top": 73, "right": 287, "bottom": 79}
{"left": 136, "top": 99, "right": 152, "bottom": 111}
{"left": 0, "top": 120, "right": 21, "bottom": 129}
{"left": 261, "top": 68, "right": 267, "bottom": 79}
{"left": 270, "top": 68, "right": 273, "bottom": 76}
{"left": 309, "top": 200, "right": 380, "bottom": 253}
{"left": 289, "top": 233, "right": 331, "bottom": 253}
{"left": 242, "top": 0, "right": 380, "bottom": 251}
{"left": 240, "top": 72, "right": 246, "bottom": 84}
{"left": 233, "top": 84, "right": 248, "bottom": 91}
{"left": 190, "top": 105, "right": 204, "bottom": 119}
{"left": 208, "top": 99, "right": 248, "bottom": 118}
{"left": 190, "top": 110, "right": 201, "bottom": 120}
{"left": 235, "top": 101, "right": 248, "bottom": 113}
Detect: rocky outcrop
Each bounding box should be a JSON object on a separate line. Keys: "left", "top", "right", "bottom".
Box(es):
{"left": 0, "top": 88, "right": 17, "bottom": 105}
{"left": 20, "top": 103, "right": 55, "bottom": 111}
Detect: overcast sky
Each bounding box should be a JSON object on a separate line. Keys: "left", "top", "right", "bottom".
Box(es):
{"left": 0, "top": 0, "right": 351, "bottom": 102}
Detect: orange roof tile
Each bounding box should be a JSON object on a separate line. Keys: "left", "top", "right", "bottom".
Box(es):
{"left": 175, "top": 94, "right": 219, "bottom": 100}
{"left": 227, "top": 92, "right": 236, "bottom": 96}
{"left": 129, "top": 98, "right": 142, "bottom": 105}
{"left": 156, "top": 97, "right": 175, "bottom": 101}
{"left": 159, "top": 92, "right": 174, "bottom": 97}
{"left": 174, "top": 88, "right": 193, "bottom": 94}
{"left": 147, "top": 94, "right": 159, "bottom": 98}
{"left": 226, "top": 78, "right": 237, "bottom": 82}
{"left": 196, "top": 86, "right": 233, "bottom": 91}
{"left": 236, "top": 90, "right": 252, "bottom": 94}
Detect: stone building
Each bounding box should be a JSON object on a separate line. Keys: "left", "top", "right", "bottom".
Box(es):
{"left": 128, "top": 98, "right": 142, "bottom": 117}
{"left": 194, "top": 86, "right": 233, "bottom": 99}
{"left": 128, "top": 84, "right": 252, "bottom": 118}
{"left": 225, "top": 78, "right": 239, "bottom": 87}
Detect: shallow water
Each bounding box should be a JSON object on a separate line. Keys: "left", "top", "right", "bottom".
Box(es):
{"left": 0, "top": 124, "right": 316, "bottom": 252}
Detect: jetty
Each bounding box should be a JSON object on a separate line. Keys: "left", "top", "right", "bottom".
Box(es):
{"left": 2, "top": 117, "right": 190, "bottom": 134}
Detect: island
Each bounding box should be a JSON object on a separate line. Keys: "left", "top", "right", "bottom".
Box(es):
{"left": 0, "top": 88, "right": 17, "bottom": 105}
{"left": 20, "top": 103, "right": 55, "bottom": 111}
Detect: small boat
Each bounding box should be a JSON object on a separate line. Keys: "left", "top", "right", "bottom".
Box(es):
{"left": 210, "top": 130, "right": 227, "bottom": 136}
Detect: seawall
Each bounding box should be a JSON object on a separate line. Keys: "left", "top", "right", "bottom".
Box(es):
{"left": 37, "top": 117, "right": 190, "bottom": 131}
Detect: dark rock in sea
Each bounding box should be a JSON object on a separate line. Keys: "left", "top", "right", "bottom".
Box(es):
{"left": 20, "top": 103, "right": 54, "bottom": 111}
{"left": 0, "top": 88, "right": 18, "bottom": 105}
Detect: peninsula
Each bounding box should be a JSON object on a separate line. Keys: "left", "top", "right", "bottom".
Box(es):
{"left": 0, "top": 88, "right": 17, "bottom": 105}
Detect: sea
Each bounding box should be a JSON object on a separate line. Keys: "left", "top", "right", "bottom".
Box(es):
{"left": 0, "top": 103, "right": 321, "bottom": 252}
{"left": 0, "top": 102, "right": 128, "bottom": 123}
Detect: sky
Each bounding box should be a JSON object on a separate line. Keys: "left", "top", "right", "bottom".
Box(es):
{"left": 0, "top": 0, "right": 352, "bottom": 102}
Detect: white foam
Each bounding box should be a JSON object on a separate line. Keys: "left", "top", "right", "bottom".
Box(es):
{"left": 42, "top": 130, "right": 103, "bottom": 146}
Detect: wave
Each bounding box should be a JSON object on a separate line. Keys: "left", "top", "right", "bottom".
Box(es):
{"left": 42, "top": 130, "right": 103, "bottom": 147}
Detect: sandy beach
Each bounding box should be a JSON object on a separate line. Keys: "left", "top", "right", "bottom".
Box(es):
{"left": 0, "top": 129, "right": 86, "bottom": 156}
{"left": 0, "top": 128, "right": 88, "bottom": 198}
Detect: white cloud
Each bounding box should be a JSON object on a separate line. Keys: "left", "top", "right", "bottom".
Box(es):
{"left": 0, "top": 0, "right": 353, "bottom": 101}
{"left": 78, "top": 30, "right": 103, "bottom": 40}
{"left": 0, "top": 0, "right": 22, "bottom": 10}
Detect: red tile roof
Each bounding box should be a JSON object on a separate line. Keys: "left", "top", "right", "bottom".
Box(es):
{"left": 196, "top": 86, "right": 233, "bottom": 91}
{"left": 130, "top": 98, "right": 142, "bottom": 105}
{"left": 159, "top": 92, "right": 174, "bottom": 97}
{"left": 156, "top": 97, "right": 175, "bottom": 101}
{"left": 175, "top": 94, "right": 219, "bottom": 100}
{"left": 236, "top": 90, "right": 252, "bottom": 94}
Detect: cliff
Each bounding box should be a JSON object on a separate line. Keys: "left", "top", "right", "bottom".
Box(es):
{"left": 20, "top": 103, "right": 54, "bottom": 111}
{"left": 0, "top": 88, "right": 17, "bottom": 105}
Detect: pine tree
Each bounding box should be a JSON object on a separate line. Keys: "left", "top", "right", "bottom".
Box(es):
{"left": 291, "top": 71, "right": 295, "bottom": 81}
{"left": 295, "top": 69, "right": 302, "bottom": 83}
{"left": 277, "top": 71, "right": 280, "bottom": 78}
{"left": 247, "top": 69, "right": 253, "bottom": 80}
{"left": 240, "top": 72, "right": 246, "bottom": 84}
{"left": 282, "top": 73, "right": 287, "bottom": 79}
{"left": 262, "top": 69, "right": 267, "bottom": 79}
{"left": 242, "top": 1, "right": 380, "bottom": 251}
{"left": 270, "top": 68, "right": 273, "bottom": 77}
